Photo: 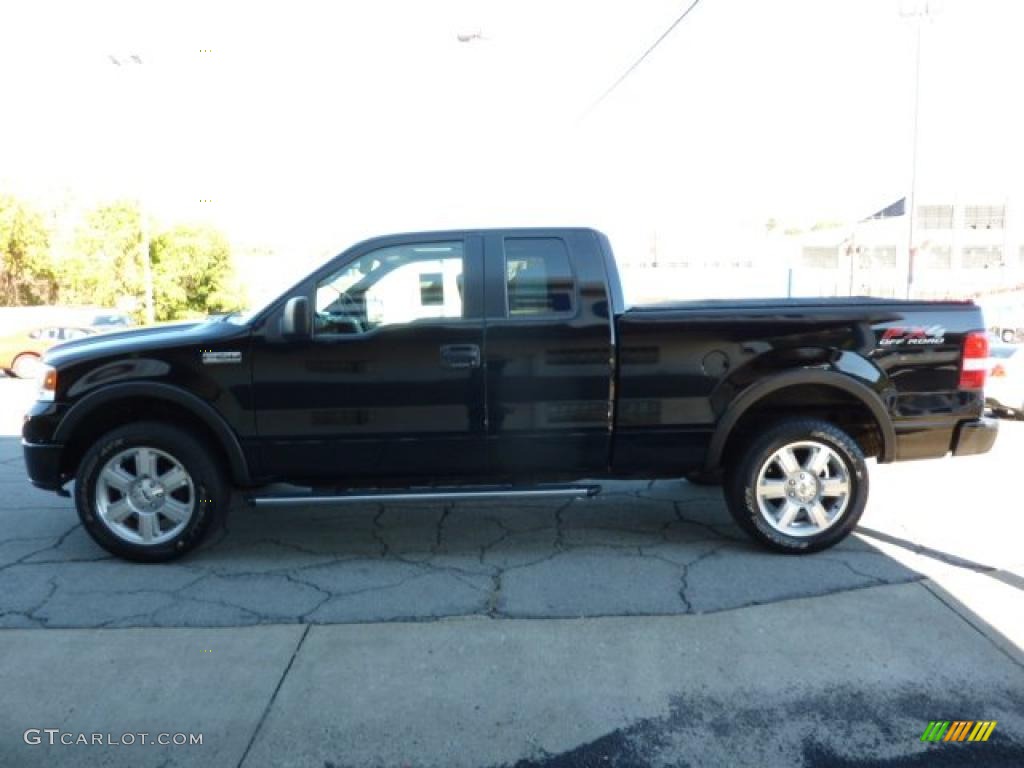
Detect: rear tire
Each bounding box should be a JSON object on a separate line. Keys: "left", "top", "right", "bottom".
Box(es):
{"left": 724, "top": 419, "right": 868, "bottom": 554}
{"left": 75, "top": 422, "right": 229, "bottom": 562}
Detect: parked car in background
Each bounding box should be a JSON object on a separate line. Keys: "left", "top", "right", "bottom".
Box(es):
{"left": 0, "top": 325, "right": 97, "bottom": 378}
{"left": 0, "top": 306, "right": 134, "bottom": 334}
{"left": 987, "top": 343, "right": 1023, "bottom": 418}
{"left": 85, "top": 311, "right": 134, "bottom": 331}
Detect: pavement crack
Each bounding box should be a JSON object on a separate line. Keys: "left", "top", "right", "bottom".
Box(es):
{"left": 476, "top": 516, "right": 512, "bottom": 565}
{"left": 259, "top": 538, "right": 329, "bottom": 558}
{"left": 553, "top": 499, "right": 573, "bottom": 550}
{"left": 672, "top": 500, "right": 736, "bottom": 542}
{"left": 433, "top": 504, "right": 452, "bottom": 552}
{"left": 370, "top": 504, "right": 389, "bottom": 556}
{"left": 25, "top": 577, "right": 59, "bottom": 625}
{"left": 678, "top": 563, "right": 693, "bottom": 613}
{"left": 485, "top": 570, "right": 504, "bottom": 617}
{"left": 286, "top": 573, "right": 335, "bottom": 621}
{"left": 818, "top": 555, "right": 887, "bottom": 585}
{"left": 676, "top": 544, "right": 728, "bottom": 614}
{"left": 236, "top": 624, "right": 310, "bottom": 768}
{"left": 0, "top": 523, "right": 83, "bottom": 572}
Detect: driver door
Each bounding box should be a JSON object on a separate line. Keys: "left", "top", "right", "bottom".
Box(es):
{"left": 252, "top": 234, "right": 487, "bottom": 483}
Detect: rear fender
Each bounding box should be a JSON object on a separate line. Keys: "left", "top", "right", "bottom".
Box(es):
{"left": 705, "top": 367, "right": 896, "bottom": 470}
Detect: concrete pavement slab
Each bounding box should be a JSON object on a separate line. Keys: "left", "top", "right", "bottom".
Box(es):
{"left": 0, "top": 624, "right": 307, "bottom": 768}
{"left": 243, "top": 582, "right": 1024, "bottom": 768}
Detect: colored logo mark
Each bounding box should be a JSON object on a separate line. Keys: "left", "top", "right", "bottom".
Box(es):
{"left": 921, "top": 721, "right": 997, "bottom": 742}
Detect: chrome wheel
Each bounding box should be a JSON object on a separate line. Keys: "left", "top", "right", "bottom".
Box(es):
{"left": 754, "top": 440, "right": 851, "bottom": 538}
{"left": 94, "top": 447, "right": 195, "bottom": 546}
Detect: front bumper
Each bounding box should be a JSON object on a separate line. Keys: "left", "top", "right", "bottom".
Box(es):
{"left": 951, "top": 417, "right": 999, "bottom": 457}
{"left": 22, "top": 440, "right": 65, "bottom": 491}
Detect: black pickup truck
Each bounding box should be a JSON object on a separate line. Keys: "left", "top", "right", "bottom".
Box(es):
{"left": 22, "top": 228, "right": 997, "bottom": 561}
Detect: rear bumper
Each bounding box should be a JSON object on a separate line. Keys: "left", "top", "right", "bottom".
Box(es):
{"left": 22, "top": 440, "right": 65, "bottom": 491}
{"left": 951, "top": 417, "right": 998, "bottom": 457}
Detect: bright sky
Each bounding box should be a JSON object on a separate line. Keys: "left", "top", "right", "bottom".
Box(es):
{"left": 2, "top": 0, "right": 1022, "bottom": 284}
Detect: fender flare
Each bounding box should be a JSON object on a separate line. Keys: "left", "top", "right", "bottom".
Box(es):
{"left": 54, "top": 381, "right": 252, "bottom": 484}
{"left": 704, "top": 368, "right": 896, "bottom": 470}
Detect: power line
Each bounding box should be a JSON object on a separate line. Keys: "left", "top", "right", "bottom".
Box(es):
{"left": 582, "top": 0, "right": 704, "bottom": 119}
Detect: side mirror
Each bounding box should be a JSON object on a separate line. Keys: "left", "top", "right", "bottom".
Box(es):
{"left": 281, "top": 296, "right": 311, "bottom": 338}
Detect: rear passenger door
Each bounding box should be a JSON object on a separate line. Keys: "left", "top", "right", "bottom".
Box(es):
{"left": 482, "top": 231, "right": 614, "bottom": 477}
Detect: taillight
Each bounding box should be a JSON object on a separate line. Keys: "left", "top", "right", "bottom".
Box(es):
{"left": 959, "top": 332, "right": 988, "bottom": 390}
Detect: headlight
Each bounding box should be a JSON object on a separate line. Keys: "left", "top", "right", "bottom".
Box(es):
{"left": 37, "top": 364, "right": 58, "bottom": 402}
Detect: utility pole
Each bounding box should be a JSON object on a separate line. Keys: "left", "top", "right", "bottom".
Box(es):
{"left": 906, "top": 22, "right": 922, "bottom": 299}
{"left": 899, "top": 0, "right": 942, "bottom": 299}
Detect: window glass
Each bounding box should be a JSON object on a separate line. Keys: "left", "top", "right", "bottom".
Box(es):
{"left": 918, "top": 204, "right": 953, "bottom": 230}
{"left": 504, "top": 237, "right": 575, "bottom": 316}
{"left": 314, "top": 241, "right": 464, "bottom": 334}
{"left": 419, "top": 272, "right": 444, "bottom": 306}
{"left": 962, "top": 246, "right": 1003, "bottom": 269}
{"left": 964, "top": 205, "right": 1005, "bottom": 230}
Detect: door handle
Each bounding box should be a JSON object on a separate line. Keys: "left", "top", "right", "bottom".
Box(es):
{"left": 440, "top": 344, "right": 481, "bottom": 369}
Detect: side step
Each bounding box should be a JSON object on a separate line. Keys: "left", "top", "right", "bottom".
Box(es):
{"left": 249, "top": 484, "right": 601, "bottom": 508}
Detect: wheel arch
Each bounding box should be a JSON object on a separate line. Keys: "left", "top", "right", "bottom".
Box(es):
{"left": 705, "top": 369, "right": 896, "bottom": 472}
{"left": 10, "top": 350, "right": 42, "bottom": 375}
{"left": 54, "top": 382, "right": 252, "bottom": 485}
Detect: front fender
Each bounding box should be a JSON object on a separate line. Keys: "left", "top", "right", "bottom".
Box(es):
{"left": 53, "top": 381, "right": 252, "bottom": 485}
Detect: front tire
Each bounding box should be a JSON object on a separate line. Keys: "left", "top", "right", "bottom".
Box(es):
{"left": 724, "top": 419, "right": 868, "bottom": 554}
{"left": 75, "top": 422, "right": 229, "bottom": 562}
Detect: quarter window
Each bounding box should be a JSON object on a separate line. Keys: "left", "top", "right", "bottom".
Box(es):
{"left": 504, "top": 237, "right": 575, "bottom": 317}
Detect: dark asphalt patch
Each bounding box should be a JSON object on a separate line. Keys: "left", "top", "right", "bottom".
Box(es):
{"left": 507, "top": 685, "right": 1024, "bottom": 768}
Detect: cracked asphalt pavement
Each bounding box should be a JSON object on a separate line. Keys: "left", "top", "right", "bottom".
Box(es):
{"left": 3, "top": 445, "right": 918, "bottom": 628}
{"left": 0, "top": 376, "right": 1020, "bottom": 628}
{"left": 2, "top": 376, "right": 1023, "bottom": 766}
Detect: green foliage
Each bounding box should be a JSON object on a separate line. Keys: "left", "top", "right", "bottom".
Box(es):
{"left": 0, "top": 194, "right": 57, "bottom": 305}
{"left": 63, "top": 200, "right": 146, "bottom": 312}
{"left": 151, "top": 224, "right": 245, "bottom": 321}
{"left": 0, "top": 192, "right": 247, "bottom": 323}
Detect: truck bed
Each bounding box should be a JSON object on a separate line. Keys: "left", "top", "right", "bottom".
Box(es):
{"left": 627, "top": 296, "right": 977, "bottom": 313}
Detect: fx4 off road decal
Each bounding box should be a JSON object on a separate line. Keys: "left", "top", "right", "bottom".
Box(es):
{"left": 879, "top": 325, "right": 946, "bottom": 346}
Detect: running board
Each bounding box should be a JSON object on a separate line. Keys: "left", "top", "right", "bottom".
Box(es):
{"left": 249, "top": 484, "right": 601, "bottom": 508}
